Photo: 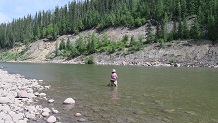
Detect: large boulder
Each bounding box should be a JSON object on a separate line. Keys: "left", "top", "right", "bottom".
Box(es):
{"left": 63, "top": 98, "right": 75, "bottom": 104}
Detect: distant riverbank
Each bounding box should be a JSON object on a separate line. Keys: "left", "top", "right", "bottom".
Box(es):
{"left": 6, "top": 40, "right": 218, "bottom": 68}
{"left": 1, "top": 40, "right": 218, "bottom": 68}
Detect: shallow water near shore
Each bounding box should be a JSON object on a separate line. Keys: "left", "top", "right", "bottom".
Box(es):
{"left": 1, "top": 62, "right": 218, "bottom": 123}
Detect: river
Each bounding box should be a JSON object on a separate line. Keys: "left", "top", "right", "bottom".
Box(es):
{"left": 0, "top": 62, "right": 218, "bottom": 123}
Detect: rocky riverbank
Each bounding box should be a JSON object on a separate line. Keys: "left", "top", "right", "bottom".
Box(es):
{"left": 0, "top": 68, "right": 58, "bottom": 123}
{"left": 0, "top": 68, "right": 80, "bottom": 123}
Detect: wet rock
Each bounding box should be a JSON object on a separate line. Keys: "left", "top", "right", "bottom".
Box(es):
{"left": 42, "top": 111, "right": 50, "bottom": 117}
{"left": 48, "top": 99, "right": 54, "bottom": 103}
{"left": 63, "top": 104, "right": 74, "bottom": 110}
{"left": 211, "top": 119, "right": 218, "bottom": 122}
{"left": 52, "top": 109, "right": 59, "bottom": 114}
{"left": 44, "top": 86, "right": 50, "bottom": 89}
{"left": 154, "top": 100, "right": 163, "bottom": 105}
{"left": 164, "top": 109, "right": 175, "bottom": 113}
{"left": 63, "top": 98, "right": 75, "bottom": 104}
{"left": 51, "top": 108, "right": 59, "bottom": 114}
{"left": 42, "top": 108, "right": 51, "bottom": 113}
{"left": 74, "top": 113, "right": 82, "bottom": 117}
{"left": 126, "top": 117, "right": 136, "bottom": 122}
{"left": 78, "top": 118, "right": 86, "bottom": 122}
{"left": 91, "top": 107, "right": 101, "bottom": 112}
{"left": 39, "top": 93, "right": 46, "bottom": 97}
{"left": 133, "top": 110, "right": 145, "bottom": 115}
{"left": 34, "top": 92, "right": 39, "bottom": 96}
{"left": 186, "top": 111, "right": 197, "bottom": 116}
{"left": 174, "top": 63, "right": 181, "bottom": 67}
{"left": 47, "top": 116, "right": 56, "bottom": 123}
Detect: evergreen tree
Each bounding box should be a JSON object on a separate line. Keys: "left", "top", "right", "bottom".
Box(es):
{"left": 75, "top": 36, "right": 86, "bottom": 54}
{"left": 59, "top": 39, "right": 66, "bottom": 50}
{"left": 191, "top": 17, "right": 202, "bottom": 39}
{"left": 161, "top": 12, "right": 168, "bottom": 42}
{"left": 207, "top": 14, "right": 216, "bottom": 41}
{"left": 146, "top": 21, "right": 155, "bottom": 43}
{"left": 177, "top": 2, "right": 183, "bottom": 39}
{"left": 87, "top": 33, "right": 98, "bottom": 54}
{"left": 183, "top": 17, "right": 190, "bottom": 39}
{"left": 155, "top": 0, "right": 164, "bottom": 21}
{"left": 66, "top": 38, "right": 72, "bottom": 50}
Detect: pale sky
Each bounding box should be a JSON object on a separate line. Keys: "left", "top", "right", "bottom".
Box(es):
{"left": 0, "top": 0, "right": 73, "bottom": 24}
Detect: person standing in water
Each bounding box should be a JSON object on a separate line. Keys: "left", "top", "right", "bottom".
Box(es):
{"left": 108, "top": 69, "right": 118, "bottom": 86}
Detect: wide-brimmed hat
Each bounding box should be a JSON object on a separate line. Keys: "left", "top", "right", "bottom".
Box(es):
{"left": 112, "top": 69, "right": 116, "bottom": 72}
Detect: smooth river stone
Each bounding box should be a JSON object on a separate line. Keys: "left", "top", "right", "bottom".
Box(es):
{"left": 74, "top": 113, "right": 82, "bottom": 117}
{"left": 47, "top": 116, "right": 56, "bottom": 123}
{"left": 48, "top": 99, "right": 54, "bottom": 103}
{"left": 42, "top": 108, "right": 51, "bottom": 113}
{"left": 63, "top": 98, "right": 75, "bottom": 104}
{"left": 42, "top": 112, "right": 50, "bottom": 117}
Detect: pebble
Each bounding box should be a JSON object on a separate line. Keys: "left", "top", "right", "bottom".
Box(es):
{"left": 78, "top": 118, "right": 86, "bottom": 122}
{"left": 51, "top": 108, "right": 59, "bottom": 114}
{"left": 34, "top": 92, "right": 39, "bottom": 96}
{"left": 48, "top": 99, "right": 54, "bottom": 103}
{"left": 74, "top": 113, "right": 82, "bottom": 117}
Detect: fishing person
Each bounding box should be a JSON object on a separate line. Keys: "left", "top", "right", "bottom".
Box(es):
{"left": 108, "top": 69, "right": 118, "bottom": 86}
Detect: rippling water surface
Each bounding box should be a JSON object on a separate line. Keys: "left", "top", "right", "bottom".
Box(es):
{"left": 1, "top": 62, "right": 218, "bottom": 123}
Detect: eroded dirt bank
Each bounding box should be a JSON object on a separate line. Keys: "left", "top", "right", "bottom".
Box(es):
{"left": 16, "top": 39, "right": 218, "bottom": 68}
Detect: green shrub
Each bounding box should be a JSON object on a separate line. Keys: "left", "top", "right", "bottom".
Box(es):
{"left": 0, "top": 52, "right": 19, "bottom": 60}
{"left": 85, "top": 56, "right": 95, "bottom": 64}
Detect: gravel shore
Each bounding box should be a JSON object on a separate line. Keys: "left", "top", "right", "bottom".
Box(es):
{"left": 0, "top": 68, "right": 50, "bottom": 123}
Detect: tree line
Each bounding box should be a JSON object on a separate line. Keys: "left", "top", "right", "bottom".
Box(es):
{"left": 0, "top": 0, "right": 218, "bottom": 49}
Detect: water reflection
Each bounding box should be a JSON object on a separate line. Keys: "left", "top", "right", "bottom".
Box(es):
{"left": 111, "top": 87, "right": 119, "bottom": 103}
{"left": 63, "top": 104, "right": 75, "bottom": 110}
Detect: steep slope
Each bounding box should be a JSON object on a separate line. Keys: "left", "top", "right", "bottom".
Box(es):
{"left": 21, "top": 26, "right": 148, "bottom": 61}
{"left": 9, "top": 26, "right": 218, "bottom": 67}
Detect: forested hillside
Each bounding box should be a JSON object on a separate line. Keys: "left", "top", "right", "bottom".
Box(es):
{"left": 0, "top": 0, "right": 218, "bottom": 49}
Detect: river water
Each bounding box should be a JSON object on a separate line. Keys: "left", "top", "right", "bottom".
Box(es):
{"left": 0, "top": 62, "right": 218, "bottom": 123}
